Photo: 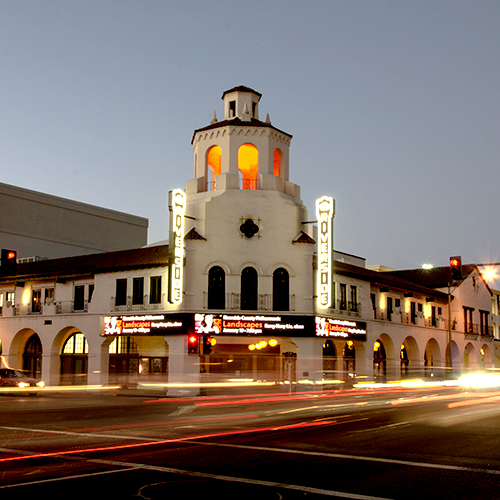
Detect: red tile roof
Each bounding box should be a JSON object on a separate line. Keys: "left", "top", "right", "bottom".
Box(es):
{"left": 192, "top": 117, "right": 292, "bottom": 144}
{"left": 385, "top": 265, "right": 478, "bottom": 289}
{"left": 0, "top": 245, "right": 169, "bottom": 282}
{"left": 221, "top": 86, "right": 262, "bottom": 100}
{"left": 333, "top": 261, "right": 449, "bottom": 301}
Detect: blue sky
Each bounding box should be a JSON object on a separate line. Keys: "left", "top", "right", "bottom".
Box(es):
{"left": 1, "top": 1, "right": 499, "bottom": 283}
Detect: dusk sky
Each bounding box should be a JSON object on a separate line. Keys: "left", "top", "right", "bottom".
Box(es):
{"left": 2, "top": 2, "right": 499, "bottom": 284}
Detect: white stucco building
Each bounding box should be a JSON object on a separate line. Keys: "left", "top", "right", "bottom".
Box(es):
{"left": 0, "top": 87, "right": 497, "bottom": 395}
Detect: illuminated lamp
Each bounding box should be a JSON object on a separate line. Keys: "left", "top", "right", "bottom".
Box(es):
{"left": 347, "top": 341, "right": 354, "bottom": 349}
{"left": 269, "top": 338, "right": 278, "bottom": 347}
{"left": 374, "top": 341, "right": 381, "bottom": 352}
{"left": 255, "top": 343, "right": 262, "bottom": 350}
{"left": 260, "top": 341, "right": 267, "bottom": 349}
{"left": 248, "top": 344, "right": 256, "bottom": 351}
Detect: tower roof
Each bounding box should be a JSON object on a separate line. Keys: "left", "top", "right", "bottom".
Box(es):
{"left": 221, "top": 86, "right": 262, "bottom": 100}
{"left": 191, "top": 116, "right": 292, "bottom": 144}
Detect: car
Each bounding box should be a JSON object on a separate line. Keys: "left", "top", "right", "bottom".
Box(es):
{"left": 0, "top": 368, "right": 45, "bottom": 395}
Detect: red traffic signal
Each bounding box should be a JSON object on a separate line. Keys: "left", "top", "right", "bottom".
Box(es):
{"left": 450, "top": 256, "right": 462, "bottom": 281}
{"left": 188, "top": 335, "right": 199, "bottom": 355}
{"left": 1, "top": 249, "right": 17, "bottom": 275}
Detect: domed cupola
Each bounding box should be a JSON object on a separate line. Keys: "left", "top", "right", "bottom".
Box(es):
{"left": 187, "top": 86, "right": 300, "bottom": 199}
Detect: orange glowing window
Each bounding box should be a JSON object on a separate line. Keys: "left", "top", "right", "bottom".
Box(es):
{"left": 207, "top": 146, "right": 222, "bottom": 190}
{"left": 238, "top": 144, "right": 258, "bottom": 190}
{"left": 273, "top": 148, "right": 282, "bottom": 177}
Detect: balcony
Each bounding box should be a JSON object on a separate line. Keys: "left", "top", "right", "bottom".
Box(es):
{"left": 56, "top": 300, "right": 89, "bottom": 314}
{"left": 328, "top": 300, "right": 361, "bottom": 318}
{"left": 203, "top": 293, "right": 296, "bottom": 312}
{"left": 110, "top": 295, "right": 165, "bottom": 312}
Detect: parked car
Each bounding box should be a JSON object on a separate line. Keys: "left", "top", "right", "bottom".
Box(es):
{"left": 0, "top": 368, "right": 45, "bottom": 395}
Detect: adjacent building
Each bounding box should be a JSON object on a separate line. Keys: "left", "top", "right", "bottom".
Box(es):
{"left": 0, "top": 182, "right": 148, "bottom": 260}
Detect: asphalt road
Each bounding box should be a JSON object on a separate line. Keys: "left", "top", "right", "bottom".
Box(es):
{"left": 1, "top": 383, "right": 500, "bottom": 499}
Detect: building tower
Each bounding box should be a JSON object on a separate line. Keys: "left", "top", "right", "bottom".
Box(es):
{"left": 182, "top": 86, "right": 315, "bottom": 318}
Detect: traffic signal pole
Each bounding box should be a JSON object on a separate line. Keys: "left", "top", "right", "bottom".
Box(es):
{"left": 448, "top": 282, "right": 452, "bottom": 370}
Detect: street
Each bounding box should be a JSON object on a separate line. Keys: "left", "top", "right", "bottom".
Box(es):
{"left": 1, "top": 382, "right": 500, "bottom": 499}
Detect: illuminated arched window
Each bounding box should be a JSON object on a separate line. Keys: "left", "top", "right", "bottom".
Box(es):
{"left": 208, "top": 266, "right": 225, "bottom": 310}
{"left": 273, "top": 148, "right": 283, "bottom": 177}
{"left": 109, "top": 336, "right": 138, "bottom": 354}
{"left": 62, "top": 333, "right": 88, "bottom": 354}
{"left": 61, "top": 332, "right": 88, "bottom": 385}
{"left": 207, "top": 146, "right": 222, "bottom": 191}
{"left": 241, "top": 267, "right": 258, "bottom": 310}
{"left": 273, "top": 267, "right": 289, "bottom": 311}
{"left": 238, "top": 144, "right": 258, "bottom": 190}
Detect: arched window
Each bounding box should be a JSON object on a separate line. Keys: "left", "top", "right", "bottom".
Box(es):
{"left": 109, "top": 336, "right": 138, "bottom": 354}
{"left": 208, "top": 266, "right": 225, "bottom": 310}
{"left": 238, "top": 144, "right": 258, "bottom": 190}
{"left": 241, "top": 267, "right": 258, "bottom": 310}
{"left": 273, "top": 148, "right": 282, "bottom": 177}
{"left": 207, "top": 146, "right": 222, "bottom": 191}
{"left": 23, "top": 333, "right": 42, "bottom": 379}
{"left": 60, "top": 332, "right": 88, "bottom": 385}
{"left": 273, "top": 267, "right": 289, "bottom": 311}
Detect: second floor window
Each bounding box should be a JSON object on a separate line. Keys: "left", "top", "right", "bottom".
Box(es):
{"left": 273, "top": 268, "right": 289, "bottom": 311}
{"left": 463, "top": 307, "right": 474, "bottom": 334}
{"left": 115, "top": 279, "right": 127, "bottom": 306}
{"left": 74, "top": 285, "right": 85, "bottom": 311}
{"left": 150, "top": 276, "right": 162, "bottom": 304}
{"left": 208, "top": 266, "right": 225, "bottom": 310}
{"left": 339, "top": 284, "right": 347, "bottom": 310}
{"left": 132, "top": 278, "right": 144, "bottom": 305}
{"left": 241, "top": 267, "right": 258, "bottom": 310}
{"left": 350, "top": 286, "right": 358, "bottom": 312}
{"left": 31, "top": 289, "right": 41, "bottom": 313}
{"left": 480, "top": 310, "right": 490, "bottom": 336}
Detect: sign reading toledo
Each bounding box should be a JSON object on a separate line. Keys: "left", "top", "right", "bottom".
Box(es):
{"left": 316, "top": 196, "right": 335, "bottom": 309}
{"left": 168, "top": 189, "right": 186, "bottom": 305}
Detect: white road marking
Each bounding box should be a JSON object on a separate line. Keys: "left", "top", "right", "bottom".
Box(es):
{"left": 191, "top": 440, "right": 500, "bottom": 475}
{"left": 0, "top": 456, "right": 392, "bottom": 499}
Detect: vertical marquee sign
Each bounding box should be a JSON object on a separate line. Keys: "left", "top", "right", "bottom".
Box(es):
{"left": 168, "top": 189, "right": 186, "bottom": 305}
{"left": 316, "top": 196, "right": 335, "bottom": 309}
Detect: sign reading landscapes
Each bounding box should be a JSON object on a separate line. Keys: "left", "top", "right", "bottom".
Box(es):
{"left": 195, "top": 313, "right": 313, "bottom": 336}
{"left": 102, "top": 313, "right": 367, "bottom": 342}
{"left": 102, "top": 314, "right": 192, "bottom": 336}
{"left": 315, "top": 316, "right": 367, "bottom": 341}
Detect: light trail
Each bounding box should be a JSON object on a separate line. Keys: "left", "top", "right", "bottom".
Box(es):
{"left": 0, "top": 419, "right": 335, "bottom": 463}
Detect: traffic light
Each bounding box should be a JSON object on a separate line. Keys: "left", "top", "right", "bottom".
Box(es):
{"left": 202, "top": 336, "right": 214, "bottom": 355}
{"left": 1, "top": 249, "right": 17, "bottom": 276}
{"left": 450, "top": 256, "right": 462, "bottom": 281}
{"left": 187, "top": 335, "right": 199, "bottom": 355}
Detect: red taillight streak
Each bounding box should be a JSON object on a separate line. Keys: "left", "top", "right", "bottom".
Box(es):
{"left": 68, "top": 414, "right": 259, "bottom": 433}
{"left": 448, "top": 394, "right": 500, "bottom": 409}
{"left": 144, "top": 389, "right": 348, "bottom": 405}
{"left": 0, "top": 420, "right": 335, "bottom": 463}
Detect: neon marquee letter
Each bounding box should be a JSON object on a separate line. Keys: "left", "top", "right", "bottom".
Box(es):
{"left": 316, "top": 196, "right": 335, "bottom": 309}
